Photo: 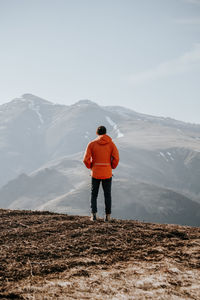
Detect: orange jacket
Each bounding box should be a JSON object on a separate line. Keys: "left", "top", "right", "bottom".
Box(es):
{"left": 83, "top": 134, "right": 119, "bottom": 179}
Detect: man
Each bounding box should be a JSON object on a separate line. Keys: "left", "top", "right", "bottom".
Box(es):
{"left": 83, "top": 126, "right": 119, "bottom": 221}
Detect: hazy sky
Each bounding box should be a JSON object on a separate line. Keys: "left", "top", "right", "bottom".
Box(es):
{"left": 0, "top": 0, "right": 200, "bottom": 123}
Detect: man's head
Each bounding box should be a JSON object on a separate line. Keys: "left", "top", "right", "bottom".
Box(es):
{"left": 96, "top": 126, "right": 107, "bottom": 135}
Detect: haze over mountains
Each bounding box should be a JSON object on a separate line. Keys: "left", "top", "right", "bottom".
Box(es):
{"left": 0, "top": 93, "right": 200, "bottom": 226}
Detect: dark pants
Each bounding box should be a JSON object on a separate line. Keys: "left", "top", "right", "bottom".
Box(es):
{"left": 91, "top": 177, "right": 112, "bottom": 214}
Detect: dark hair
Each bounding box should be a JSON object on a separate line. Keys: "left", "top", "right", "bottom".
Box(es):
{"left": 97, "top": 126, "right": 106, "bottom": 135}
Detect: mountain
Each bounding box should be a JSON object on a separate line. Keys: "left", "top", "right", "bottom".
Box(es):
{"left": 0, "top": 93, "right": 66, "bottom": 186}
{"left": 0, "top": 93, "right": 200, "bottom": 225}
{"left": 1, "top": 209, "right": 200, "bottom": 299}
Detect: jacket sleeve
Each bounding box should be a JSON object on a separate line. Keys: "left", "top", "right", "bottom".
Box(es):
{"left": 111, "top": 142, "right": 119, "bottom": 169}
{"left": 83, "top": 143, "right": 92, "bottom": 169}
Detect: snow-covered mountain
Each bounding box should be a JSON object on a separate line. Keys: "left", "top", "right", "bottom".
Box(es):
{"left": 0, "top": 93, "right": 200, "bottom": 225}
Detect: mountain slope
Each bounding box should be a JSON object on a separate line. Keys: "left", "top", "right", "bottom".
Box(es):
{"left": 1, "top": 151, "right": 200, "bottom": 226}
{"left": 0, "top": 209, "right": 200, "bottom": 299}
{"left": 1, "top": 94, "right": 200, "bottom": 226}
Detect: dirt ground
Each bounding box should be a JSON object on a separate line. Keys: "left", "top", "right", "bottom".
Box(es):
{"left": 0, "top": 209, "right": 200, "bottom": 299}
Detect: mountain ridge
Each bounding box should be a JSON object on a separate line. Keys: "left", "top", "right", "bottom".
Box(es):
{"left": 2, "top": 93, "right": 200, "bottom": 126}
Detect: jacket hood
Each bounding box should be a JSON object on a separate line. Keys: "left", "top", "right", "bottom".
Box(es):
{"left": 96, "top": 134, "right": 112, "bottom": 145}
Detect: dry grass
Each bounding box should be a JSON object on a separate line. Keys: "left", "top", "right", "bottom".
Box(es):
{"left": 0, "top": 209, "right": 200, "bottom": 299}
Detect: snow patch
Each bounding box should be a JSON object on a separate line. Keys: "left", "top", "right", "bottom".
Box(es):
{"left": 167, "top": 151, "right": 174, "bottom": 161}
{"left": 28, "top": 100, "right": 44, "bottom": 124}
{"left": 159, "top": 152, "right": 168, "bottom": 162}
{"left": 159, "top": 151, "right": 174, "bottom": 161}
{"left": 106, "top": 116, "right": 124, "bottom": 138}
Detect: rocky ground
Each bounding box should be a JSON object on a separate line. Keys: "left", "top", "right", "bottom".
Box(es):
{"left": 0, "top": 209, "right": 200, "bottom": 299}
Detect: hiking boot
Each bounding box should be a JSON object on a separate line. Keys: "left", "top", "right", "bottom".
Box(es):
{"left": 90, "top": 213, "right": 97, "bottom": 221}
{"left": 105, "top": 214, "right": 111, "bottom": 222}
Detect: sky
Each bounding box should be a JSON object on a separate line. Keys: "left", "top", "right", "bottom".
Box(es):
{"left": 0, "top": 0, "right": 200, "bottom": 123}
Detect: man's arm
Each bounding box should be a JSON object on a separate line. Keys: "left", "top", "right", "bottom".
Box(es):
{"left": 83, "top": 143, "right": 92, "bottom": 169}
{"left": 111, "top": 142, "right": 119, "bottom": 169}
